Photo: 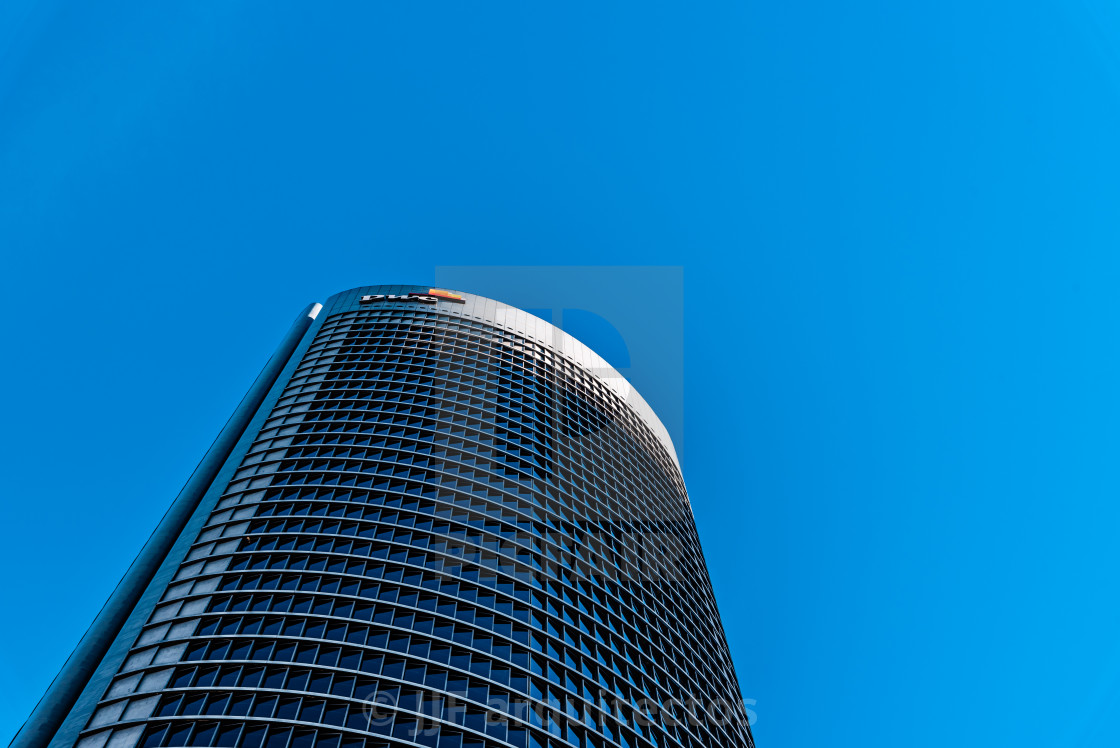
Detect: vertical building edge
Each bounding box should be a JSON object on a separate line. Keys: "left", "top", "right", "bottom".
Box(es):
{"left": 9, "top": 302, "right": 324, "bottom": 748}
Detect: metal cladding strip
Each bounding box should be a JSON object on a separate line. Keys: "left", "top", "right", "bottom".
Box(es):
{"left": 9, "top": 302, "right": 322, "bottom": 748}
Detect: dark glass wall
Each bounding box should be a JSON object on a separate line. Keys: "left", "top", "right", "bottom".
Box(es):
{"left": 66, "top": 289, "right": 753, "bottom": 748}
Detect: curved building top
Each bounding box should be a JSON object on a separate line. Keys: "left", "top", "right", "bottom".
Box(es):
{"left": 321, "top": 284, "right": 681, "bottom": 471}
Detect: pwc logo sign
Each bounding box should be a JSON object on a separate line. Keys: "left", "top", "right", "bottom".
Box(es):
{"left": 360, "top": 288, "right": 466, "bottom": 305}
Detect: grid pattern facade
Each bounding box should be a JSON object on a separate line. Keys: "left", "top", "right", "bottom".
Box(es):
{"left": 70, "top": 295, "right": 753, "bottom": 748}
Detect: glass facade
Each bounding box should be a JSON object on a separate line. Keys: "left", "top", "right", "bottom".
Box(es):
{"left": 32, "top": 286, "right": 753, "bottom": 748}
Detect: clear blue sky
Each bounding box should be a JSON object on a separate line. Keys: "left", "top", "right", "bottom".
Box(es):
{"left": 4, "top": 2, "right": 1120, "bottom": 746}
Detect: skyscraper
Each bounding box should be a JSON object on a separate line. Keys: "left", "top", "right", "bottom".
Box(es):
{"left": 13, "top": 286, "right": 754, "bottom": 748}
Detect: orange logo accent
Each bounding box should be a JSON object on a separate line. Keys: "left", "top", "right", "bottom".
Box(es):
{"left": 427, "top": 289, "right": 464, "bottom": 301}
